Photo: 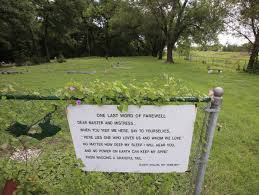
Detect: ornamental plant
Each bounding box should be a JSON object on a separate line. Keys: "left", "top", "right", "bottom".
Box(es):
{"left": 55, "top": 75, "right": 205, "bottom": 111}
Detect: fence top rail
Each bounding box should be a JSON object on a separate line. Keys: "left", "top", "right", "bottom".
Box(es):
{"left": 0, "top": 94, "right": 211, "bottom": 103}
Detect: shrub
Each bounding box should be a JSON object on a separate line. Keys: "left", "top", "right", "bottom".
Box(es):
{"left": 57, "top": 54, "right": 66, "bottom": 63}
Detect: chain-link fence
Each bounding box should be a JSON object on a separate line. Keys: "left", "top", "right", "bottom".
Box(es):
{"left": 0, "top": 90, "right": 223, "bottom": 194}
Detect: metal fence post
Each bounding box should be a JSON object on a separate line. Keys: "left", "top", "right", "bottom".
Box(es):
{"left": 194, "top": 87, "right": 224, "bottom": 195}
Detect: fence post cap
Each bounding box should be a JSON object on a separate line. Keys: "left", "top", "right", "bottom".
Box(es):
{"left": 213, "top": 87, "right": 224, "bottom": 97}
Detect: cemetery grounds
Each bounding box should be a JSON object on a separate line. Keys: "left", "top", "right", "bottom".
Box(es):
{"left": 0, "top": 51, "right": 258, "bottom": 194}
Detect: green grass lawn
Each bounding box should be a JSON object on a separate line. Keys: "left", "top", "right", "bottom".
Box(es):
{"left": 189, "top": 51, "right": 249, "bottom": 71}
{"left": 0, "top": 53, "right": 258, "bottom": 194}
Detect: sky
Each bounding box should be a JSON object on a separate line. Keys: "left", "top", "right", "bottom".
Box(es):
{"left": 218, "top": 33, "right": 248, "bottom": 46}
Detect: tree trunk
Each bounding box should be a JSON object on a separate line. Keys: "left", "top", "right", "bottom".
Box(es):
{"left": 151, "top": 40, "right": 159, "bottom": 57}
{"left": 90, "top": 30, "right": 96, "bottom": 55}
{"left": 246, "top": 33, "right": 259, "bottom": 73}
{"left": 105, "top": 20, "right": 110, "bottom": 58}
{"left": 43, "top": 36, "right": 50, "bottom": 62}
{"left": 158, "top": 39, "right": 165, "bottom": 60}
{"left": 166, "top": 43, "right": 174, "bottom": 63}
{"left": 158, "top": 49, "right": 163, "bottom": 60}
{"left": 86, "top": 28, "right": 91, "bottom": 56}
{"left": 43, "top": 16, "right": 50, "bottom": 62}
{"left": 151, "top": 48, "right": 158, "bottom": 57}
{"left": 29, "top": 26, "right": 37, "bottom": 57}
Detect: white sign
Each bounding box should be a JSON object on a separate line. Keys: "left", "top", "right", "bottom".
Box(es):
{"left": 67, "top": 105, "right": 196, "bottom": 173}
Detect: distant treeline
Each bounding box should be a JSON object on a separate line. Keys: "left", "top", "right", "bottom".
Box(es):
{"left": 1, "top": 0, "right": 228, "bottom": 65}
{"left": 1, "top": 0, "right": 256, "bottom": 69}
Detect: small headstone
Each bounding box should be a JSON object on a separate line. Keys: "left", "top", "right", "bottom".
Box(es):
{"left": 0, "top": 70, "right": 24, "bottom": 74}
{"left": 207, "top": 68, "right": 222, "bottom": 74}
{"left": 67, "top": 71, "right": 96, "bottom": 75}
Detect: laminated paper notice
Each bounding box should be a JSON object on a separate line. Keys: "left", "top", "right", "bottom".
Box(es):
{"left": 67, "top": 105, "right": 196, "bottom": 173}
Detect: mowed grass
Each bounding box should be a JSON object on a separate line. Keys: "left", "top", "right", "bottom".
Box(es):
{"left": 0, "top": 53, "right": 258, "bottom": 194}
{"left": 189, "top": 51, "right": 249, "bottom": 71}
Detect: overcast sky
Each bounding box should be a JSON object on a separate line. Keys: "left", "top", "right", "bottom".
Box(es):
{"left": 218, "top": 33, "right": 248, "bottom": 46}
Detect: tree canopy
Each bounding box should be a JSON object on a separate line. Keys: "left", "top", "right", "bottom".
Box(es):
{"left": 140, "top": 0, "right": 227, "bottom": 63}
{"left": 225, "top": 0, "right": 259, "bottom": 72}
{"left": 0, "top": 0, "right": 240, "bottom": 65}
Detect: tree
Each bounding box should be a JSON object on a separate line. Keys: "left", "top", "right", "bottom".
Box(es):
{"left": 141, "top": 0, "right": 226, "bottom": 63}
{"left": 0, "top": 0, "right": 37, "bottom": 64}
{"left": 108, "top": 1, "right": 143, "bottom": 56}
{"left": 88, "top": 0, "right": 119, "bottom": 57}
{"left": 33, "top": 0, "right": 52, "bottom": 62}
{"left": 141, "top": 12, "right": 166, "bottom": 59}
{"left": 85, "top": 0, "right": 145, "bottom": 57}
{"left": 0, "top": 0, "right": 228, "bottom": 65}
{"left": 33, "top": 0, "right": 86, "bottom": 61}
{"left": 225, "top": 0, "right": 259, "bottom": 72}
